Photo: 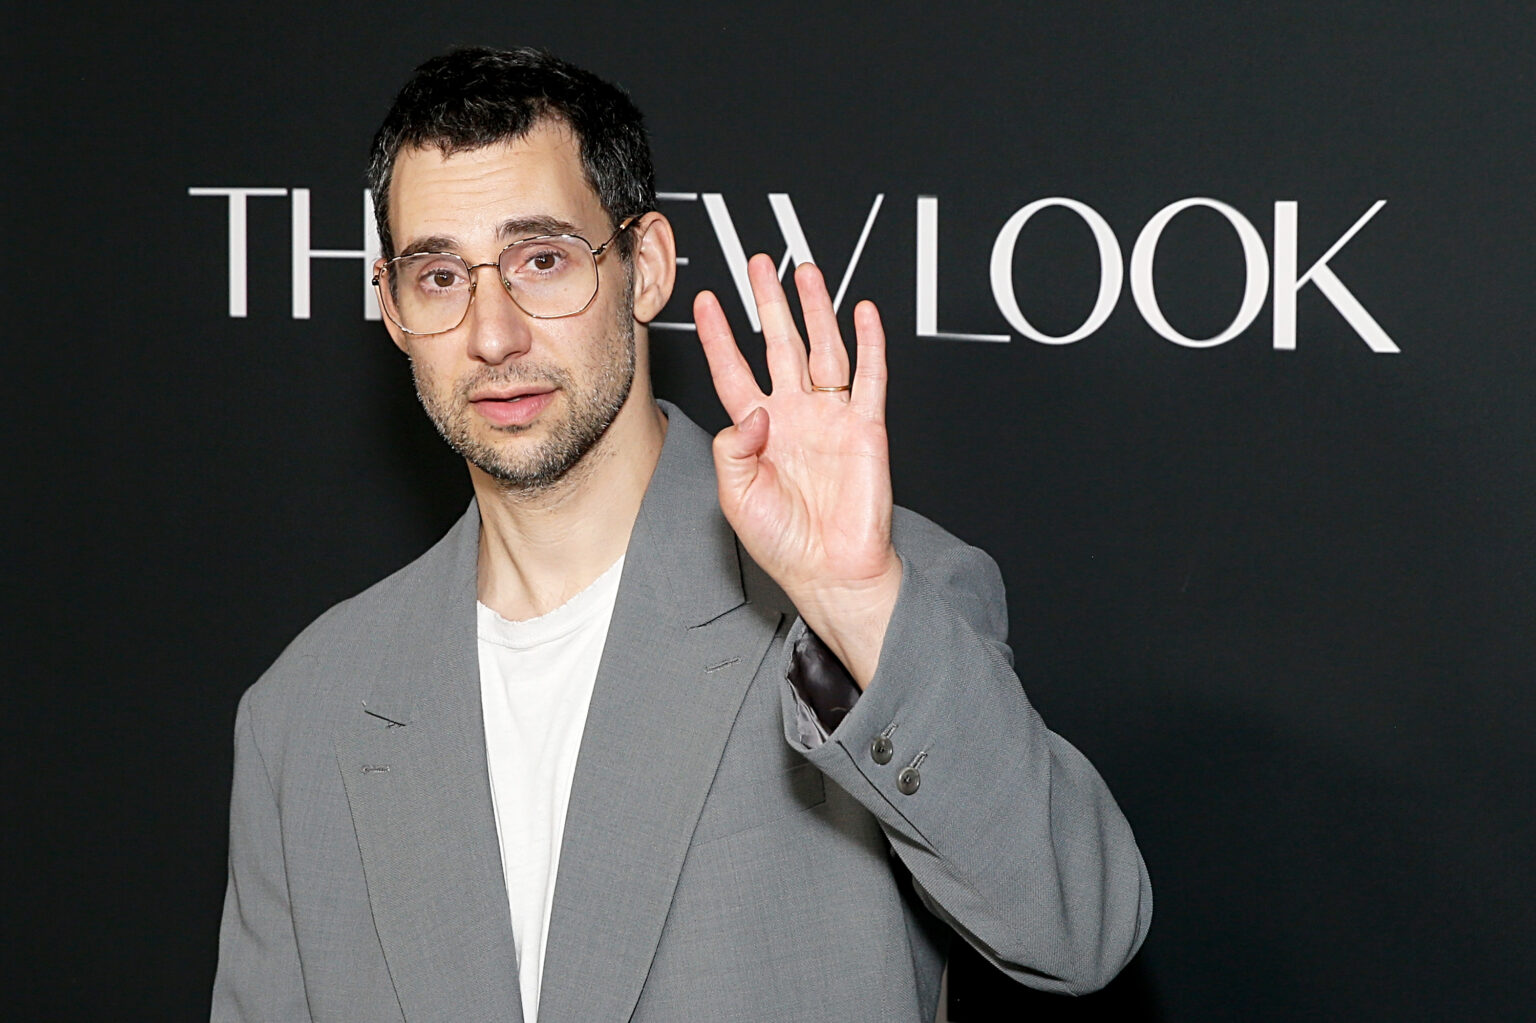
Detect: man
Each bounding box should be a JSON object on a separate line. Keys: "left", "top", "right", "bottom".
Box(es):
{"left": 213, "top": 46, "right": 1150, "bottom": 1023}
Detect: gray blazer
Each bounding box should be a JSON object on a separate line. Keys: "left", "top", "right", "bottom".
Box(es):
{"left": 212, "top": 404, "right": 1151, "bottom": 1022}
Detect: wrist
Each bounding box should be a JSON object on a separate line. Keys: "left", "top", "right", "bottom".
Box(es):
{"left": 794, "top": 554, "right": 903, "bottom": 690}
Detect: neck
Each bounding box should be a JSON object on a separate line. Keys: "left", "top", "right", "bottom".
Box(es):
{"left": 472, "top": 388, "right": 667, "bottom": 621}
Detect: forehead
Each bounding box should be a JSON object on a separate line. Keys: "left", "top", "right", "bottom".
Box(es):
{"left": 388, "top": 121, "right": 603, "bottom": 249}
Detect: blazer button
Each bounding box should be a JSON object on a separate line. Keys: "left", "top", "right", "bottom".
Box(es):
{"left": 871, "top": 735, "right": 894, "bottom": 764}
{"left": 897, "top": 766, "right": 921, "bottom": 795}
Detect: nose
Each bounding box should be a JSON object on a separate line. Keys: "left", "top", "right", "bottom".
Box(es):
{"left": 461, "top": 263, "right": 534, "bottom": 365}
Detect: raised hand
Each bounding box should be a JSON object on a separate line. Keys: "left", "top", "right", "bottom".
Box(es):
{"left": 694, "top": 254, "right": 902, "bottom": 689}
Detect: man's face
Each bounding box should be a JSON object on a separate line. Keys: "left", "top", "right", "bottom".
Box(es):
{"left": 383, "top": 123, "right": 636, "bottom": 491}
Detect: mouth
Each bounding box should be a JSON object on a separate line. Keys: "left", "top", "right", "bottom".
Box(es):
{"left": 469, "top": 387, "right": 557, "bottom": 428}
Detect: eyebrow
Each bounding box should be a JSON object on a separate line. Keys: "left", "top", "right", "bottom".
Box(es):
{"left": 397, "top": 216, "right": 586, "bottom": 258}
{"left": 497, "top": 215, "right": 581, "bottom": 240}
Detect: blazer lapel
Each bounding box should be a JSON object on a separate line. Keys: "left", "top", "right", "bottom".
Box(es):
{"left": 335, "top": 506, "right": 525, "bottom": 1023}
{"left": 536, "top": 407, "right": 783, "bottom": 1023}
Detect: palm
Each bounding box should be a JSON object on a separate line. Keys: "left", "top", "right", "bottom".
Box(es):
{"left": 694, "top": 256, "right": 901, "bottom": 675}
{"left": 725, "top": 381, "right": 891, "bottom": 592}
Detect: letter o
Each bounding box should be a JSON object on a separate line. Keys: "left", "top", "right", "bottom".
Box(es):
{"left": 1130, "top": 198, "right": 1269, "bottom": 348}
{"left": 989, "top": 198, "right": 1123, "bottom": 345}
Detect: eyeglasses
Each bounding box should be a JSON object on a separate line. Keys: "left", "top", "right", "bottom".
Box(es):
{"left": 372, "top": 215, "right": 640, "bottom": 335}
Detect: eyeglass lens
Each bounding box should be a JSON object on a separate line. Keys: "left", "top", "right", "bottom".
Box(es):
{"left": 380, "top": 235, "right": 599, "bottom": 333}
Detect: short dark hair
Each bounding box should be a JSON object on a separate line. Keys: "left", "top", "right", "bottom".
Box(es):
{"left": 367, "top": 46, "right": 655, "bottom": 259}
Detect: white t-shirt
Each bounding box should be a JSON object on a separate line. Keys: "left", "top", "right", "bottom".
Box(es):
{"left": 477, "top": 557, "right": 624, "bottom": 1023}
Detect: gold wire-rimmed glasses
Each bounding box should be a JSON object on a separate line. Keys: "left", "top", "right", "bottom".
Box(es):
{"left": 372, "top": 215, "right": 640, "bottom": 335}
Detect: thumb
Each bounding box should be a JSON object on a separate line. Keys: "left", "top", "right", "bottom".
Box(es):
{"left": 712, "top": 406, "right": 769, "bottom": 498}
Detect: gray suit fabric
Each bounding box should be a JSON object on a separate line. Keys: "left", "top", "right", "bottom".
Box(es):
{"left": 212, "top": 403, "right": 1151, "bottom": 1022}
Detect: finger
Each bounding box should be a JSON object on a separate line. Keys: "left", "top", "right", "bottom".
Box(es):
{"left": 711, "top": 405, "right": 769, "bottom": 501}
{"left": 850, "top": 299, "right": 888, "bottom": 422}
{"left": 795, "top": 262, "right": 851, "bottom": 394}
{"left": 694, "top": 289, "right": 765, "bottom": 421}
{"left": 747, "top": 253, "right": 810, "bottom": 393}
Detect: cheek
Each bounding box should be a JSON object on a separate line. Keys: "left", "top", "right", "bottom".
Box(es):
{"left": 407, "top": 351, "right": 458, "bottom": 403}
{"left": 543, "top": 320, "right": 616, "bottom": 376}
{"left": 384, "top": 315, "right": 416, "bottom": 356}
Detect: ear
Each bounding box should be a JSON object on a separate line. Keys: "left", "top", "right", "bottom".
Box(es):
{"left": 628, "top": 211, "right": 677, "bottom": 323}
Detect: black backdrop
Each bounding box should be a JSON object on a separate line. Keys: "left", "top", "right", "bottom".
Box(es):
{"left": 10, "top": 3, "right": 1534, "bottom": 1020}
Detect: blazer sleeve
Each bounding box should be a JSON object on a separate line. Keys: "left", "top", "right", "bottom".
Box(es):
{"left": 211, "top": 692, "right": 313, "bottom": 1022}
{"left": 780, "top": 538, "right": 1152, "bottom": 996}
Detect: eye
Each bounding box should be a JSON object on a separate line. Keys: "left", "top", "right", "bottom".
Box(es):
{"left": 408, "top": 257, "right": 467, "bottom": 292}
{"left": 516, "top": 246, "right": 568, "bottom": 275}
{"left": 504, "top": 237, "right": 584, "bottom": 280}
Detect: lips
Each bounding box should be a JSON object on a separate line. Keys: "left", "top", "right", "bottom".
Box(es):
{"left": 469, "top": 387, "right": 556, "bottom": 427}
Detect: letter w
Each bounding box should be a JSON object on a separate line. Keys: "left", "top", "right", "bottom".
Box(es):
{"left": 701, "top": 193, "right": 884, "bottom": 331}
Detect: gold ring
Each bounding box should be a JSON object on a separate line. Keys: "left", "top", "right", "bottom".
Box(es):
{"left": 810, "top": 384, "right": 852, "bottom": 392}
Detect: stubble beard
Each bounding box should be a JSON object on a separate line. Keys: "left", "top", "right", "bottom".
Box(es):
{"left": 411, "top": 300, "right": 638, "bottom": 494}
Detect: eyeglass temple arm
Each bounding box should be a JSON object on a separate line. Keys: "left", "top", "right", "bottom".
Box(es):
{"left": 592, "top": 213, "right": 646, "bottom": 256}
